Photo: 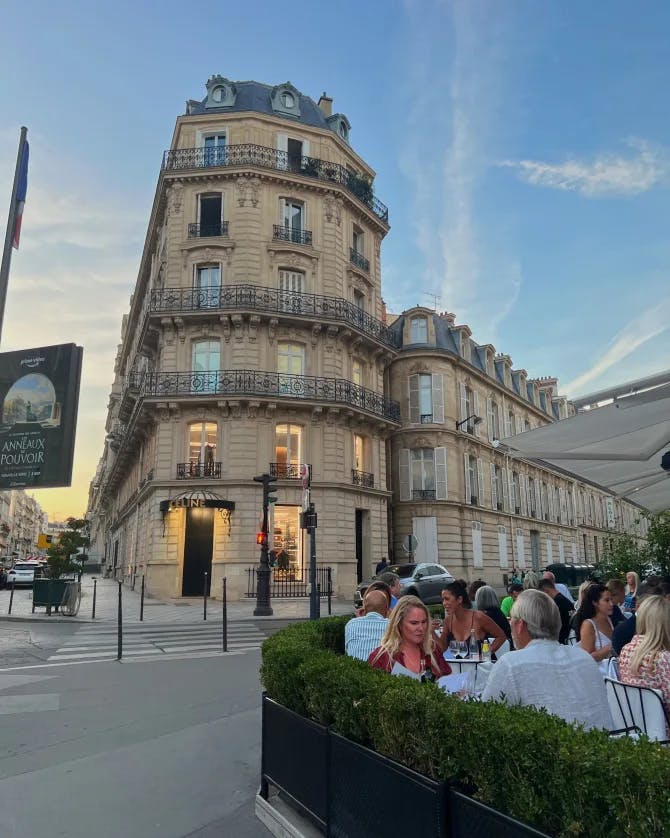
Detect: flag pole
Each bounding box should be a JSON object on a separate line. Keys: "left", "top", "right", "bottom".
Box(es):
{"left": 0, "top": 126, "right": 29, "bottom": 348}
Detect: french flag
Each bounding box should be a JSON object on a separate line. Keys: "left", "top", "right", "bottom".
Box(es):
{"left": 12, "top": 140, "right": 29, "bottom": 250}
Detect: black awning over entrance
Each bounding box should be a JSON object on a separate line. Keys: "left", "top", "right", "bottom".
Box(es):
{"left": 159, "top": 489, "right": 235, "bottom": 514}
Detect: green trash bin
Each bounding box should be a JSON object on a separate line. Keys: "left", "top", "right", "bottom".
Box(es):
{"left": 32, "top": 578, "right": 80, "bottom": 615}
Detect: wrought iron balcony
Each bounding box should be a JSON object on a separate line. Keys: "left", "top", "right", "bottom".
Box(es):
{"left": 272, "top": 225, "right": 312, "bottom": 246}
{"left": 188, "top": 221, "right": 229, "bottom": 238}
{"left": 413, "top": 489, "right": 436, "bottom": 501}
{"left": 350, "top": 248, "right": 369, "bottom": 272}
{"left": 420, "top": 414, "right": 433, "bottom": 424}
{"left": 352, "top": 469, "right": 374, "bottom": 488}
{"left": 269, "top": 462, "right": 310, "bottom": 479}
{"left": 148, "top": 284, "right": 399, "bottom": 348}
{"left": 176, "top": 461, "right": 222, "bottom": 479}
{"left": 162, "top": 143, "right": 389, "bottom": 223}
{"left": 137, "top": 369, "right": 401, "bottom": 423}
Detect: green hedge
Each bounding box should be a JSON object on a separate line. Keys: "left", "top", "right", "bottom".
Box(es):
{"left": 260, "top": 617, "right": 670, "bottom": 838}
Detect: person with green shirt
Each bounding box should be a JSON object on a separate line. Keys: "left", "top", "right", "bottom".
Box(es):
{"left": 501, "top": 583, "right": 523, "bottom": 619}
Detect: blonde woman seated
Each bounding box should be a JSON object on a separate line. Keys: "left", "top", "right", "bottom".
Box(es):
{"left": 618, "top": 596, "right": 670, "bottom": 735}
{"left": 368, "top": 596, "right": 451, "bottom": 681}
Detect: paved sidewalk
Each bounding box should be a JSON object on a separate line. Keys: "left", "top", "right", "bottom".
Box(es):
{"left": 0, "top": 576, "right": 353, "bottom": 624}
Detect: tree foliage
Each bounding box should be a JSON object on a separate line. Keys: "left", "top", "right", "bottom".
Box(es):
{"left": 46, "top": 517, "right": 90, "bottom": 580}
{"left": 595, "top": 511, "right": 670, "bottom": 582}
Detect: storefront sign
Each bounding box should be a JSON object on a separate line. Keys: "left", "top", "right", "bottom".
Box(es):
{"left": 0, "top": 343, "right": 82, "bottom": 489}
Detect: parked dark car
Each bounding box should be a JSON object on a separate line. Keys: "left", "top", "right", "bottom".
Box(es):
{"left": 354, "top": 562, "right": 454, "bottom": 609}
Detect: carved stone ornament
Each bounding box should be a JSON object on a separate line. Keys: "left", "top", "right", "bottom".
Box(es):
{"left": 161, "top": 317, "right": 175, "bottom": 345}
{"left": 311, "top": 323, "right": 322, "bottom": 347}
{"left": 247, "top": 401, "right": 260, "bottom": 419}
{"left": 323, "top": 194, "right": 342, "bottom": 226}
{"left": 236, "top": 176, "right": 249, "bottom": 207}
{"left": 220, "top": 315, "right": 231, "bottom": 343}
{"left": 173, "top": 317, "right": 185, "bottom": 343}
{"left": 409, "top": 361, "right": 429, "bottom": 375}
{"left": 248, "top": 315, "right": 260, "bottom": 342}
{"left": 268, "top": 318, "right": 278, "bottom": 344}
{"left": 167, "top": 181, "right": 183, "bottom": 216}
{"left": 231, "top": 313, "right": 244, "bottom": 342}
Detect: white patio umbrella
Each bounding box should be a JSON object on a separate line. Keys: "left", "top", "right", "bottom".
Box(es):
{"left": 498, "top": 371, "right": 670, "bottom": 513}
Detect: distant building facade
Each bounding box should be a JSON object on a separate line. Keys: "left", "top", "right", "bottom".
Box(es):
{"left": 386, "top": 307, "right": 647, "bottom": 584}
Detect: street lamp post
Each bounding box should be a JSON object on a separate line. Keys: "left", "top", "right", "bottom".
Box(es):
{"left": 455, "top": 414, "right": 482, "bottom": 431}
{"left": 253, "top": 473, "right": 277, "bottom": 616}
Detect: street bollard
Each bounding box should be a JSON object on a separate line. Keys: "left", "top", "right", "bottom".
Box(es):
{"left": 140, "top": 575, "right": 145, "bottom": 622}
{"left": 92, "top": 578, "right": 97, "bottom": 620}
{"left": 117, "top": 581, "right": 123, "bottom": 661}
{"left": 203, "top": 571, "right": 208, "bottom": 621}
{"left": 8, "top": 582, "right": 14, "bottom": 615}
{"left": 222, "top": 577, "right": 228, "bottom": 652}
{"left": 327, "top": 567, "right": 332, "bottom": 616}
{"left": 317, "top": 583, "right": 321, "bottom": 619}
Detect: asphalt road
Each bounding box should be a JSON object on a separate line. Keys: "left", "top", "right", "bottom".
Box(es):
{"left": 0, "top": 647, "right": 271, "bottom": 837}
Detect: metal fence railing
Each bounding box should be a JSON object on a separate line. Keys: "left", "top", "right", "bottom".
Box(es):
{"left": 245, "top": 565, "right": 332, "bottom": 598}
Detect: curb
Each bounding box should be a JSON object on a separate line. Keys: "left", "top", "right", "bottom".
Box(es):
{"left": 255, "top": 792, "right": 321, "bottom": 838}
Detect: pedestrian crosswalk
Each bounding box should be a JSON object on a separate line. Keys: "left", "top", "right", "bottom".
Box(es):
{"left": 47, "top": 620, "right": 267, "bottom": 663}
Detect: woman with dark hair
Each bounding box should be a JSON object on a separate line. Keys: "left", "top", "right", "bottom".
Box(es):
{"left": 474, "top": 585, "right": 513, "bottom": 645}
{"left": 437, "top": 580, "right": 506, "bottom": 656}
{"left": 575, "top": 583, "right": 614, "bottom": 666}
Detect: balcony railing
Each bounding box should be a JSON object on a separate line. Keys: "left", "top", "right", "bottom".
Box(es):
{"left": 137, "top": 370, "right": 400, "bottom": 422}
{"left": 188, "top": 221, "right": 229, "bottom": 238}
{"left": 420, "top": 414, "right": 433, "bottom": 424}
{"left": 148, "top": 284, "right": 399, "bottom": 348}
{"left": 269, "top": 462, "right": 310, "bottom": 479}
{"left": 176, "top": 462, "right": 222, "bottom": 479}
{"left": 352, "top": 469, "right": 374, "bottom": 488}
{"left": 413, "top": 489, "right": 436, "bottom": 501}
{"left": 162, "top": 143, "right": 389, "bottom": 223}
{"left": 272, "top": 225, "right": 312, "bottom": 246}
{"left": 350, "top": 248, "right": 369, "bottom": 272}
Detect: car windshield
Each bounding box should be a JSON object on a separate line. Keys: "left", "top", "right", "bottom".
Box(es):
{"left": 13, "top": 565, "right": 33, "bottom": 571}
{"left": 388, "top": 565, "right": 417, "bottom": 578}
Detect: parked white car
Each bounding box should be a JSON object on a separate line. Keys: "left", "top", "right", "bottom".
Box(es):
{"left": 7, "top": 562, "right": 39, "bottom": 586}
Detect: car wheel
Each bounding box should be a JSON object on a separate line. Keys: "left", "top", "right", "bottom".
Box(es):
{"left": 406, "top": 587, "right": 419, "bottom": 598}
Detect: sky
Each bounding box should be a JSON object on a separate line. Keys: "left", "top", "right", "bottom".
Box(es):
{"left": 1, "top": 0, "right": 669, "bottom": 521}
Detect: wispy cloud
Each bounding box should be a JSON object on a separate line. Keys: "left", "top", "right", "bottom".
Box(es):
{"left": 502, "top": 139, "right": 670, "bottom": 197}
{"left": 398, "top": 2, "right": 522, "bottom": 341}
{"left": 564, "top": 297, "right": 670, "bottom": 395}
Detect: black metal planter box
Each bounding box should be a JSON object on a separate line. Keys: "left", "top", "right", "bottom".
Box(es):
{"left": 260, "top": 694, "right": 549, "bottom": 838}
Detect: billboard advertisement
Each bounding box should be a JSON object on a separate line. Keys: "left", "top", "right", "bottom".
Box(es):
{"left": 0, "top": 343, "right": 82, "bottom": 489}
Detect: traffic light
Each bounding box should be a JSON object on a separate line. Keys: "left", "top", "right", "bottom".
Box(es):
{"left": 256, "top": 532, "right": 267, "bottom": 546}
{"left": 253, "top": 473, "right": 278, "bottom": 510}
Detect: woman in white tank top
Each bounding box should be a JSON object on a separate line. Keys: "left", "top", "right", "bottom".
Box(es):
{"left": 575, "top": 582, "right": 614, "bottom": 664}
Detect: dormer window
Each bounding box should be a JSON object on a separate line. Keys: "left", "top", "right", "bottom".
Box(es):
{"left": 411, "top": 316, "right": 428, "bottom": 344}
{"left": 204, "top": 76, "right": 236, "bottom": 109}
{"left": 326, "top": 113, "right": 351, "bottom": 143}
{"left": 271, "top": 83, "right": 301, "bottom": 117}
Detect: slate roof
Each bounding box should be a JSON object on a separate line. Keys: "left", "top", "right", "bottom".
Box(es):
{"left": 186, "top": 80, "right": 335, "bottom": 132}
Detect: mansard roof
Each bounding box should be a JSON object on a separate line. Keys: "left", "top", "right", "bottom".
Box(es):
{"left": 185, "top": 77, "right": 348, "bottom": 137}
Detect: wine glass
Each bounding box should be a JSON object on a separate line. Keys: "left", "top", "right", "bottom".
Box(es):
{"left": 448, "top": 639, "right": 459, "bottom": 659}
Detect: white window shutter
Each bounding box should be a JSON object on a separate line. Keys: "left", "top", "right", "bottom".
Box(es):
{"left": 519, "top": 474, "right": 527, "bottom": 516}
{"left": 487, "top": 398, "right": 494, "bottom": 442}
{"left": 431, "top": 374, "right": 444, "bottom": 424}
{"left": 399, "top": 449, "right": 411, "bottom": 501}
{"left": 473, "top": 391, "right": 480, "bottom": 435}
{"left": 534, "top": 480, "right": 541, "bottom": 517}
{"left": 558, "top": 539, "right": 565, "bottom": 564}
{"left": 548, "top": 487, "right": 555, "bottom": 521}
{"left": 572, "top": 541, "right": 577, "bottom": 562}
{"left": 504, "top": 412, "right": 512, "bottom": 439}
{"left": 514, "top": 414, "right": 520, "bottom": 435}
{"left": 409, "top": 375, "right": 420, "bottom": 423}
{"left": 277, "top": 133, "right": 288, "bottom": 170}
{"left": 464, "top": 453, "right": 471, "bottom": 503}
{"left": 498, "top": 525, "right": 509, "bottom": 569}
{"left": 435, "top": 447, "right": 447, "bottom": 500}
{"left": 490, "top": 463, "right": 498, "bottom": 510}
{"left": 472, "top": 522, "right": 483, "bottom": 568}
{"left": 497, "top": 404, "right": 504, "bottom": 441}
{"left": 546, "top": 538, "right": 553, "bottom": 564}
{"left": 302, "top": 139, "right": 310, "bottom": 159}
{"left": 460, "top": 382, "right": 467, "bottom": 422}
{"left": 501, "top": 467, "right": 509, "bottom": 512}
{"left": 516, "top": 531, "right": 526, "bottom": 569}
{"left": 477, "top": 458, "right": 484, "bottom": 505}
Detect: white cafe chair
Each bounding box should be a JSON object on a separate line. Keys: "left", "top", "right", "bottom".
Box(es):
{"left": 605, "top": 677, "right": 669, "bottom": 744}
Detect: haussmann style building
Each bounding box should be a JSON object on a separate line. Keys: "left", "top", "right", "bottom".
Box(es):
{"left": 87, "top": 76, "right": 646, "bottom": 601}
{"left": 87, "top": 76, "right": 397, "bottom": 601}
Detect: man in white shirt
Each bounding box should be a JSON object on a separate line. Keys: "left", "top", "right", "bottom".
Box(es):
{"left": 345, "top": 590, "right": 389, "bottom": 661}
{"left": 481, "top": 589, "right": 612, "bottom": 731}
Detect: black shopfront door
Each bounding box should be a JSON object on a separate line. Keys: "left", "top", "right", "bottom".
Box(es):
{"left": 182, "top": 508, "right": 214, "bottom": 596}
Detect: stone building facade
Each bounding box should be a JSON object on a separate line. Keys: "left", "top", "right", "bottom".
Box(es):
{"left": 87, "top": 76, "right": 646, "bottom": 601}
{"left": 87, "top": 77, "right": 396, "bottom": 600}
{"left": 386, "top": 307, "right": 647, "bottom": 586}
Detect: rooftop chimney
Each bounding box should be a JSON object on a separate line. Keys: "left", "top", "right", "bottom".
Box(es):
{"left": 318, "top": 92, "right": 333, "bottom": 117}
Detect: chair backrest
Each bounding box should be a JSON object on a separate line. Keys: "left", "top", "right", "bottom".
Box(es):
{"left": 604, "top": 678, "right": 668, "bottom": 742}
{"left": 606, "top": 657, "right": 620, "bottom": 680}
